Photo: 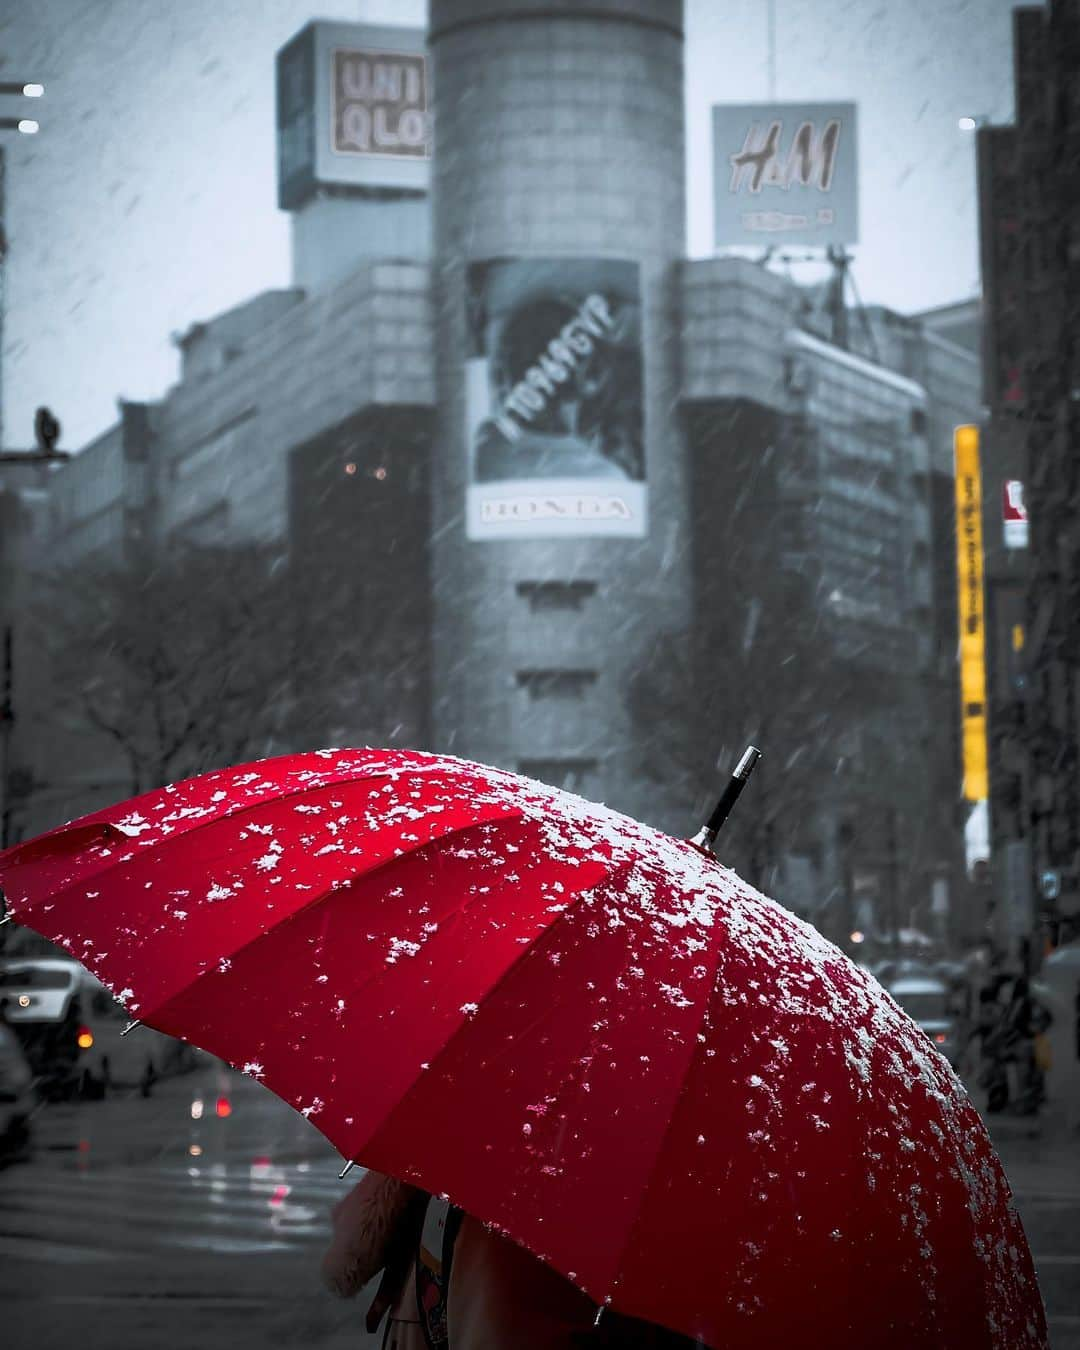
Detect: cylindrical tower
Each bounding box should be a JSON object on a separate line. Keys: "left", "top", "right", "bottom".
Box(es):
{"left": 429, "top": 0, "right": 688, "bottom": 832}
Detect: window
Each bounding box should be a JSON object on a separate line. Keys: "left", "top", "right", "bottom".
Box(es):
{"left": 518, "top": 758, "right": 598, "bottom": 792}
{"left": 516, "top": 581, "right": 597, "bottom": 612}
{"left": 0, "top": 966, "right": 75, "bottom": 990}
{"left": 516, "top": 670, "right": 597, "bottom": 700}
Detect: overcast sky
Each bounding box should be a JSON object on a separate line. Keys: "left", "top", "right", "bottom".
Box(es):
{"left": 1, "top": 0, "right": 1019, "bottom": 450}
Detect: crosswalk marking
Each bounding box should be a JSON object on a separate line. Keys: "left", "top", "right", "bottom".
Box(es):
{"left": 0, "top": 1156, "right": 350, "bottom": 1263}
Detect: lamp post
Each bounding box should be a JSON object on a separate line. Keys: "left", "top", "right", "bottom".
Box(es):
{"left": 0, "top": 81, "right": 46, "bottom": 453}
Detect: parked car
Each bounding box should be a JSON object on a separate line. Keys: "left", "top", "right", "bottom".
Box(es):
{"left": 0, "top": 1000, "right": 37, "bottom": 1163}
{"left": 888, "top": 974, "right": 960, "bottom": 1066}
{"left": 0, "top": 958, "right": 200, "bottom": 1097}
{"left": 0, "top": 958, "right": 82, "bottom": 1095}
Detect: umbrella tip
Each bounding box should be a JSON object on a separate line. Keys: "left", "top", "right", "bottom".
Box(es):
{"left": 339, "top": 1160, "right": 356, "bottom": 1180}
{"left": 121, "top": 1020, "right": 142, "bottom": 1037}
{"left": 691, "top": 744, "right": 762, "bottom": 855}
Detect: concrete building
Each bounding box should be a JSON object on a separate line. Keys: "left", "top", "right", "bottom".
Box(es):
{"left": 978, "top": 1, "right": 1080, "bottom": 957}
{"left": 8, "top": 260, "right": 435, "bottom": 841}
{"left": 427, "top": 0, "right": 689, "bottom": 834}
{"left": 680, "top": 258, "right": 980, "bottom": 938}
{"left": 7, "top": 5, "right": 983, "bottom": 944}
{"left": 0, "top": 454, "right": 57, "bottom": 850}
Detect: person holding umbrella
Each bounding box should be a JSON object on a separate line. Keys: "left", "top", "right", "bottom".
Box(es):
{"left": 322, "top": 1167, "right": 700, "bottom": 1348}
{"left": 0, "top": 746, "right": 1049, "bottom": 1348}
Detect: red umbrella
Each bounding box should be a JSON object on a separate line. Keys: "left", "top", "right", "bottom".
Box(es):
{"left": 0, "top": 749, "right": 1046, "bottom": 1348}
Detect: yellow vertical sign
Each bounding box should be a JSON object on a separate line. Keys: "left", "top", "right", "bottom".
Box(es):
{"left": 954, "top": 425, "right": 989, "bottom": 801}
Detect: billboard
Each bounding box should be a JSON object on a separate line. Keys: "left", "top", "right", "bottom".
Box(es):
{"left": 1002, "top": 479, "right": 1029, "bottom": 548}
{"left": 276, "top": 22, "right": 429, "bottom": 211}
{"left": 332, "top": 48, "right": 427, "bottom": 160}
{"left": 712, "top": 103, "right": 858, "bottom": 249}
{"left": 954, "top": 425, "right": 989, "bottom": 803}
{"left": 464, "top": 259, "right": 646, "bottom": 540}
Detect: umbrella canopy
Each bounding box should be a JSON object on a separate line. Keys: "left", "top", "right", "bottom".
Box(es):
{"left": 0, "top": 749, "right": 1045, "bottom": 1349}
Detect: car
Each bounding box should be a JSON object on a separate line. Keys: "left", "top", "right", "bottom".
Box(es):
{"left": 0, "top": 958, "right": 201, "bottom": 1097}
{"left": 0, "top": 1008, "right": 37, "bottom": 1163}
{"left": 76, "top": 968, "right": 201, "bottom": 1094}
{"left": 0, "top": 958, "right": 83, "bottom": 1094}
{"left": 887, "top": 974, "right": 960, "bottom": 1066}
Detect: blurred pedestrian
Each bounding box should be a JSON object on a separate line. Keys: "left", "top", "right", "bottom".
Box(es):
{"left": 966, "top": 971, "right": 1014, "bottom": 1112}
{"left": 1003, "top": 976, "right": 1053, "bottom": 1115}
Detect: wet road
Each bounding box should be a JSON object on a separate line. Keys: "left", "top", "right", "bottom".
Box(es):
{"left": 2, "top": 1059, "right": 1078, "bottom": 1348}
{"left": 986, "top": 1118, "right": 1080, "bottom": 1350}
{"left": 0, "top": 1061, "right": 379, "bottom": 1350}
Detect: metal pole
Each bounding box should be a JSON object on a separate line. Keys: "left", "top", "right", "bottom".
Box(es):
{"left": 766, "top": 0, "right": 777, "bottom": 100}
{"left": 887, "top": 806, "right": 899, "bottom": 955}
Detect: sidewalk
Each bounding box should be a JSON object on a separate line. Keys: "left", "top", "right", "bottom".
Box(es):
{"left": 988, "top": 1112, "right": 1080, "bottom": 1197}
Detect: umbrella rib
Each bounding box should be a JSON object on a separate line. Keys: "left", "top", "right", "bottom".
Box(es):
{"left": 143, "top": 806, "right": 531, "bottom": 1024}
{"left": 1, "top": 759, "right": 449, "bottom": 883}
{"left": 600, "top": 916, "right": 727, "bottom": 1312}
{"left": 352, "top": 858, "right": 637, "bottom": 1168}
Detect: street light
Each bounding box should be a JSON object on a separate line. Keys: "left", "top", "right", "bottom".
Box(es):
{"left": 0, "top": 81, "right": 45, "bottom": 136}
{"left": 958, "top": 115, "right": 990, "bottom": 133}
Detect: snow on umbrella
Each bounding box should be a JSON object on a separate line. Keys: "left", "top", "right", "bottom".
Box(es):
{"left": 0, "top": 748, "right": 1046, "bottom": 1349}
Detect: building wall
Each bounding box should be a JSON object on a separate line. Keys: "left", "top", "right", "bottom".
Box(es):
{"left": 680, "top": 254, "right": 946, "bottom": 935}
{"left": 291, "top": 194, "right": 431, "bottom": 294}
{"left": 156, "top": 263, "right": 434, "bottom": 550}
{"left": 287, "top": 403, "right": 433, "bottom": 752}
{"left": 978, "top": 1, "right": 1080, "bottom": 953}
{"left": 428, "top": 0, "right": 689, "bottom": 833}
{"left": 680, "top": 258, "right": 795, "bottom": 409}
{"left": 20, "top": 265, "right": 437, "bottom": 836}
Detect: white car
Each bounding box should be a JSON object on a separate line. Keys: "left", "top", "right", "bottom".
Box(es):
{"left": 1, "top": 958, "right": 201, "bottom": 1096}
{"left": 0, "top": 1011, "right": 36, "bottom": 1161}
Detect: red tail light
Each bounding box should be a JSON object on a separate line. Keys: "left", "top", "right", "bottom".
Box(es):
{"left": 215, "top": 1096, "right": 232, "bottom": 1118}
{"left": 77, "top": 1026, "right": 94, "bottom": 1050}
{"left": 934, "top": 1033, "right": 947, "bottom": 1045}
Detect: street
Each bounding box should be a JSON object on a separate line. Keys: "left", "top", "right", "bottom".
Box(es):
{"left": 984, "top": 1118, "right": 1080, "bottom": 1350}
{"left": 1, "top": 1060, "right": 1077, "bottom": 1349}
{"left": 0, "top": 1061, "right": 380, "bottom": 1350}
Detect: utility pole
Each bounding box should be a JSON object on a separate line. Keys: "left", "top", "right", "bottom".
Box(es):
{"left": 825, "top": 245, "right": 850, "bottom": 352}
{"left": 886, "top": 805, "right": 900, "bottom": 955}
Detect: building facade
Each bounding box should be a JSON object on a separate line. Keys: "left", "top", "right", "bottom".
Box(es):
{"left": 679, "top": 258, "right": 978, "bottom": 938}
{"left": 978, "top": 1, "right": 1080, "bottom": 956}
{"left": 427, "top": 0, "right": 690, "bottom": 835}
{"left": 6, "top": 5, "right": 983, "bottom": 946}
